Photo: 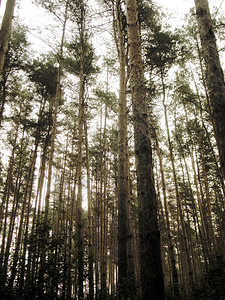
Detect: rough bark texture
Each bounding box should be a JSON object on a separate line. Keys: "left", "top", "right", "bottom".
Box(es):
{"left": 0, "top": 0, "right": 16, "bottom": 75}
{"left": 116, "top": 1, "right": 128, "bottom": 298}
{"left": 126, "top": 0, "right": 165, "bottom": 299}
{"left": 195, "top": 0, "right": 225, "bottom": 181}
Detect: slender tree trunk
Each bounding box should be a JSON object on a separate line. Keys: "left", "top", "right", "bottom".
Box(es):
{"left": 194, "top": 0, "right": 225, "bottom": 180}
{"left": 163, "top": 99, "right": 194, "bottom": 287}
{"left": 162, "top": 70, "right": 194, "bottom": 289}
{"left": 9, "top": 96, "right": 46, "bottom": 290}
{"left": 193, "top": 72, "right": 225, "bottom": 200}
{"left": 196, "top": 148, "right": 214, "bottom": 256}
{"left": 183, "top": 157, "right": 206, "bottom": 275}
{"left": 0, "top": 0, "right": 16, "bottom": 76}
{"left": 9, "top": 147, "right": 37, "bottom": 288}
{"left": 67, "top": 144, "right": 77, "bottom": 300}
{"left": 0, "top": 71, "right": 7, "bottom": 125}
{"left": 99, "top": 102, "right": 108, "bottom": 299}
{"left": 198, "top": 137, "right": 217, "bottom": 252}
{"left": 153, "top": 128, "right": 180, "bottom": 299}
{"left": 38, "top": 4, "right": 68, "bottom": 296}
{"left": 84, "top": 114, "right": 94, "bottom": 300}
{"left": 77, "top": 53, "right": 85, "bottom": 300}
{"left": 179, "top": 157, "right": 198, "bottom": 280}
{"left": 2, "top": 130, "right": 25, "bottom": 284}
{"left": 183, "top": 103, "right": 211, "bottom": 265}
{"left": 51, "top": 138, "right": 68, "bottom": 298}
{"left": 0, "top": 122, "right": 19, "bottom": 289}
{"left": 126, "top": 0, "right": 165, "bottom": 298}
{"left": 26, "top": 134, "right": 49, "bottom": 296}
{"left": 94, "top": 173, "right": 100, "bottom": 299}
{"left": 0, "top": 120, "right": 19, "bottom": 234}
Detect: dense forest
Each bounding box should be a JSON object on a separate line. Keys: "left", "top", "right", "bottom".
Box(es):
{"left": 0, "top": 0, "right": 225, "bottom": 299}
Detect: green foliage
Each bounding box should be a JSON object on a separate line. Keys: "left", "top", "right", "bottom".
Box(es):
{"left": 69, "top": 0, "right": 88, "bottom": 29}
{"left": 64, "top": 35, "right": 98, "bottom": 76}
{"left": 137, "top": 1, "right": 186, "bottom": 77}
{"left": 94, "top": 88, "right": 118, "bottom": 113}
{"left": 137, "top": 0, "right": 160, "bottom": 31}
{"left": 3, "top": 21, "right": 30, "bottom": 76}
{"left": 174, "top": 72, "right": 199, "bottom": 107}
{"left": 144, "top": 28, "right": 181, "bottom": 75}
{"left": 26, "top": 54, "right": 58, "bottom": 98}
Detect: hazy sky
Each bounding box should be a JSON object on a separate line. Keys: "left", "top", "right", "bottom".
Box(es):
{"left": 0, "top": 0, "right": 225, "bottom": 54}
{"left": 1, "top": 0, "right": 225, "bottom": 28}
{"left": 155, "top": 0, "right": 225, "bottom": 26}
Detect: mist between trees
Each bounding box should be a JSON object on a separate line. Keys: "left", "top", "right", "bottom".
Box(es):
{"left": 0, "top": 0, "right": 225, "bottom": 299}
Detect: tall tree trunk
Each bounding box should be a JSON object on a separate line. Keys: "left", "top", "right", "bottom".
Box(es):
{"left": 126, "top": 0, "right": 165, "bottom": 299}
{"left": 1, "top": 130, "right": 25, "bottom": 285}
{"left": 38, "top": 3, "right": 68, "bottom": 296}
{"left": 66, "top": 143, "right": 77, "bottom": 300}
{"left": 84, "top": 114, "right": 94, "bottom": 300}
{"left": 0, "top": 121, "right": 19, "bottom": 289}
{"left": 9, "top": 147, "right": 37, "bottom": 288}
{"left": 0, "top": 120, "right": 19, "bottom": 234}
{"left": 183, "top": 102, "right": 211, "bottom": 265}
{"left": 153, "top": 128, "right": 180, "bottom": 299}
{"left": 0, "top": 71, "right": 7, "bottom": 125}
{"left": 0, "top": 0, "right": 16, "bottom": 76}
{"left": 77, "top": 51, "right": 85, "bottom": 300}
{"left": 99, "top": 102, "right": 108, "bottom": 299}
{"left": 115, "top": 1, "right": 135, "bottom": 298}
{"left": 94, "top": 173, "right": 100, "bottom": 299}
{"left": 163, "top": 91, "right": 194, "bottom": 288}
{"left": 9, "top": 95, "right": 46, "bottom": 290}
{"left": 194, "top": 0, "right": 225, "bottom": 180}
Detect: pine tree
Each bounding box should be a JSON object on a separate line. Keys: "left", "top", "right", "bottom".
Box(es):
{"left": 126, "top": 0, "right": 165, "bottom": 298}
{"left": 194, "top": 0, "right": 225, "bottom": 182}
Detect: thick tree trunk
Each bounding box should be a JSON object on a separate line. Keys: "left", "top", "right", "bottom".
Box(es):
{"left": 126, "top": 0, "right": 165, "bottom": 299}
{"left": 0, "top": 0, "right": 16, "bottom": 75}
{"left": 115, "top": 0, "right": 135, "bottom": 299}
{"left": 194, "top": 0, "right": 225, "bottom": 180}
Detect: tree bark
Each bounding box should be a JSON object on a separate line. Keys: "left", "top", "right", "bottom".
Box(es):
{"left": 116, "top": 1, "right": 130, "bottom": 298}
{"left": 77, "top": 49, "right": 85, "bottom": 300}
{"left": 194, "top": 0, "right": 225, "bottom": 180}
{"left": 126, "top": 0, "right": 165, "bottom": 299}
{"left": 84, "top": 114, "right": 94, "bottom": 300}
{"left": 0, "top": 0, "right": 16, "bottom": 76}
